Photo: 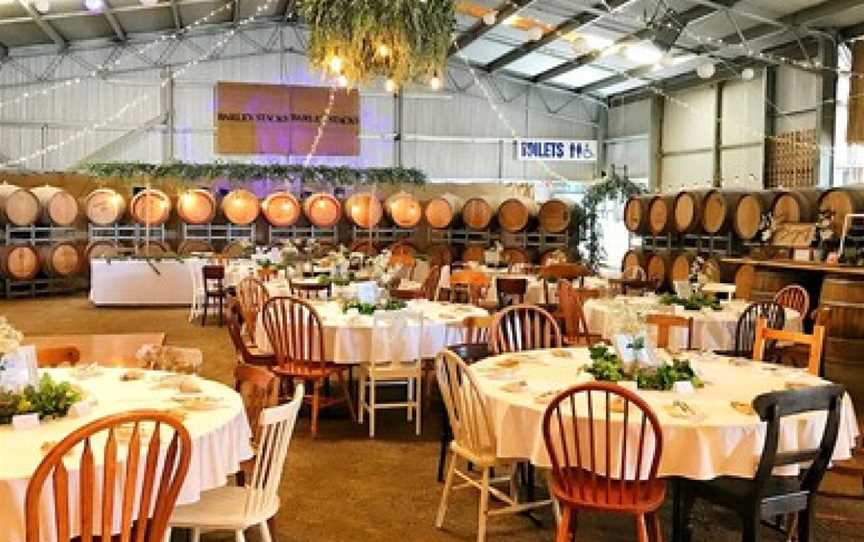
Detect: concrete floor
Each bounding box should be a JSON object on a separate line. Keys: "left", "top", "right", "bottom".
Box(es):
{"left": 4, "top": 294, "right": 864, "bottom": 542}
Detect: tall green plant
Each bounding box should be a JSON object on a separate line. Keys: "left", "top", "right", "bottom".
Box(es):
{"left": 580, "top": 173, "right": 645, "bottom": 268}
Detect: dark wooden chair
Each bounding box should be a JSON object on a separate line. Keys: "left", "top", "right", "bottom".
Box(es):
{"left": 201, "top": 264, "right": 226, "bottom": 327}
{"left": 716, "top": 301, "right": 785, "bottom": 359}
{"left": 289, "top": 280, "right": 331, "bottom": 301}
{"left": 36, "top": 346, "right": 81, "bottom": 367}
{"left": 558, "top": 280, "right": 603, "bottom": 346}
{"left": 773, "top": 284, "right": 810, "bottom": 320}
{"left": 543, "top": 382, "right": 666, "bottom": 542}
{"left": 676, "top": 384, "right": 845, "bottom": 542}
{"left": 227, "top": 300, "right": 276, "bottom": 368}
{"left": 26, "top": 411, "right": 192, "bottom": 542}
{"left": 262, "top": 296, "right": 355, "bottom": 437}
{"left": 646, "top": 314, "right": 694, "bottom": 351}
{"left": 490, "top": 304, "right": 562, "bottom": 354}
{"left": 495, "top": 276, "right": 527, "bottom": 308}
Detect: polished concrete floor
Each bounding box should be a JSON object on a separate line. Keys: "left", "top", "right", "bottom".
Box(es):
{"left": 4, "top": 294, "right": 864, "bottom": 542}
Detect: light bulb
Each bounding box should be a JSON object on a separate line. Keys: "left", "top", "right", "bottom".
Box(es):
{"left": 482, "top": 11, "right": 497, "bottom": 25}
{"left": 741, "top": 67, "right": 755, "bottom": 81}
{"left": 696, "top": 61, "right": 715, "bottom": 79}
{"left": 84, "top": 0, "right": 104, "bottom": 11}
{"left": 384, "top": 78, "right": 397, "bottom": 93}
{"left": 528, "top": 27, "right": 543, "bottom": 41}
{"left": 140, "top": 0, "right": 158, "bottom": 6}
{"left": 429, "top": 75, "right": 442, "bottom": 90}
{"left": 336, "top": 75, "right": 348, "bottom": 87}
{"left": 329, "top": 56, "right": 343, "bottom": 74}
{"left": 376, "top": 44, "right": 391, "bottom": 58}
{"left": 33, "top": 0, "right": 50, "bottom": 13}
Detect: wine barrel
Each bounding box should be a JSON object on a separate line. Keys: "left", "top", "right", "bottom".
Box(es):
{"left": 824, "top": 337, "right": 864, "bottom": 413}
{"left": 818, "top": 185, "right": 864, "bottom": 235}
{"left": 734, "top": 191, "right": 782, "bottom": 240}
{"left": 345, "top": 192, "right": 383, "bottom": 229}
{"left": 462, "top": 245, "right": 486, "bottom": 262}
{"left": 84, "top": 240, "right": 120, "bottom": 261}
{"left": 262, "top": 191, "right": 302, "bottom": 227}
{"left": 130, "top": 188, "right": 171, "bottom": 226}
{"left": 646, "top": 252, "right": 673, "bottom": 289}
{"left": 39, "top": 242, "right": 80, "bottom": 277}
{"left": 538, "top": 199, "right": 571, "bottom": 234}
{"left": 425, "top": 194, "right": 463, "bottom": 230}
{"left": 540, "top": 249, "right": 567, "bottom": 267}
{"left": 135, "top": 241, "right": 171, "bottom": 257}
{"left": 498, "top": 197, "right": 538, "bottom": 233}
{"left": 621, "top": 249, "right": 650, "bottom": 276}
{"left": 384, "top": 191, "right": 422, "bottom": 228}
{"left": 820, "top": 276, "right": 864, "bottom": 408}
{"left": 623, "top": 195, "right": 652, "bottom": 234}
{"left": 84, "top": 188, "right": 126, "bottom": 226}
{"left": 177, "top": 240, "right": 214, "bottom": 255}
{"left": 0, "top": 183, "right": 39, "bottom": 226}
{"left": 647, "top": 195, "right": 674, "bottom": 235}
{"left": 670, "top": 252, "right": 699, "bottom": 282}
{"left": 750, "top": 268, "right": 803, "bottom": 302}
{"left": 221, "top": 188, "right": 260, "bottom": 226}
{"left": 673, "top": 190, "right": 711, "bottom": 234}
{"left": 0, "top": 245, "right": 39, "bottom": 280}
{"left": 350, "top": 239, "right": 378, "bottom": 256}
{"left": 502, "top": 247, "right": 535, "bottom": 265}
{"left": 426, "top": 244, "right": 454, "bottom": 266}
{"left": 701, "top": 190, "right": 747, "bottom": 234}
{"left": 734, "top": 264, "right": 755, "bottom": 300}
{"left": 462, "top": 197, "right": 497, "bottom": 231}
{"left": 771, "top": 188, "right": 821, "bottom": 224}
{"left": 31, "top": 185, "right": 78, "bottom": 227}
{"left": 177, "top": 189, "right": 217, "bottom": 225}
{"left": 221, "top": 241, "right": 248, "bottom": 259}
{"left": 303, "top": 193, "right": 342, "bottom": 228}
{"left": 701, "top": 256, "right": 738, "bottom": 284}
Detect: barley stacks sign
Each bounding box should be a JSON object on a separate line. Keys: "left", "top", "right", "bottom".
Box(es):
{"left": 215, "top": 82, "right": 360, "bottom": 156}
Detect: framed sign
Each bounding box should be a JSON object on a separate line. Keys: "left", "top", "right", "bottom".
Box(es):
{"left": 215, "top": 82, "right": 360, "bottom": 156}
{"left": 515, "top": 138, "right": 597, "bottom": 162}
{"left": 771, "top": 223, "right": 816, "bottom": 248}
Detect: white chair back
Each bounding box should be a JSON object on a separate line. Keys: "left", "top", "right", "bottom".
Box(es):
{"left": 243, "top": 383, "right": 304, "bottom": 517}
{"left": 435, "top": 350, "right": 496, "bottom": 458}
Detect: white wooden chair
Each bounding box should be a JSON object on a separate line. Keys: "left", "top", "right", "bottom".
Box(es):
{"left": 358, "top": 309, "right": 423, "bottom": 438}
{"left": 435, "top": 350, "right": 550, "bottom": 542}
{"left": 187, "top": 259, "right": 206, "bottom": 322}
{"left": 164, "top": 384, "right": 304, "bottom": 542}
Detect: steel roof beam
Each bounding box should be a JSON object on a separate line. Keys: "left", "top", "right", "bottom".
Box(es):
{"left": 102, "top": 1, "right": 128, "bottom": 42}
{"left": 449, "top": 0, "right": 539, "bottom": 56}
{"left": 16, "top": 0, "right": 67, "bottom": 50}
{"left": 169, "top": 0, "right": 183, "bottom": 30}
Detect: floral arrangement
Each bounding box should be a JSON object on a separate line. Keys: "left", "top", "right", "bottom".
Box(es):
{"left": 815, "top": 209, "right": 836, "bottom": 251}
{"left": 605, "top": 300, "right": 649, "bottom": 335}
{"left": 579, "top": 171, "right": 644, "bottom": 268}
{"left": 659, "top": 292, "right": 720, "bottom": 311}
{"left": 688, "top": 255, "right": 706, "bottom": 284}
{"left": 0, "top": 374, "right": 82, "bottom": 424}
{"left": 0, "top": 317, "right": 22, "bottom": 360}
{"left": 342, "top": 299, "right": 406, "bottom": 315}
{"left": 584, "top": 344, "right": 703, "bottom": 391}
{"left": 757, "top": 212, "right": 777, "bottom": 245}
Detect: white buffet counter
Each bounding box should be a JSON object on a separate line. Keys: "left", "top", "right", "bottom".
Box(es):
{"left": 89, "top": 258, "right": 200, "bottom": 306}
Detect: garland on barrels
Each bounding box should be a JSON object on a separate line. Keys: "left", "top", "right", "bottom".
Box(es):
{"left": 580, "top": 172, "right": 645, "bottom": 268}
{"left": 83, "top": 162, "right": 427, "bottom": 186}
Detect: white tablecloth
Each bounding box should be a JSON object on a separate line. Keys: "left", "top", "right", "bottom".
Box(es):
{"left": 90, "top": 259, "right": 203, "bottom": 306}
{"left": 472, "top": 348, "right": 858, "bottom": 479}
{"left": 0, "top": 367, "right": 252, "bottom": 542}
{"left": 254, "top": 300, "right": 487, "bottom": 364}
{"left": 583, "top": 297, "right": 802, "bottom": 352}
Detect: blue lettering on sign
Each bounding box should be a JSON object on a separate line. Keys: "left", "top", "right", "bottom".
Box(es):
{"left": 521, "top": 141, "right": 567, "bottom": 159}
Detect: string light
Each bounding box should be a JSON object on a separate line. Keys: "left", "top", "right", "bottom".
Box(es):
{"left": 429, "top": 75, "right": 442, "bottom": 90}
{"left": 384, "top": 78, "right": 397, "bottom": 93}
{"left": 303, "top": 87, "right": 337, "bottom": 167}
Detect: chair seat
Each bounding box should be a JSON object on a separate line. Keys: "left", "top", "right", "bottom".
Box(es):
{"left": 687, "top": 475, "right": 809, "bottom": 515}
{"left": 450, "top": 440, "right": 497, "bottom": 468}
{"left": 272, "top": 362, "right": 345, "bottom": 378}
{"left": 361, "top": 362, "right": 421, "bottom": 379}
{"left": 552, "top": 469, "right": 666, "bottom": 513}
{"left": 169, "top": 486, "right": 278, "bottom": 530}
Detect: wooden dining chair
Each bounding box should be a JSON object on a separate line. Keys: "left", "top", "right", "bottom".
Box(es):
{"left": 717, "top": 301, "right": 786, "bottom": 359}
{"left": 388, "top": 252, "right": 417, "bottom": 279}
{"left": 435, "top": 350, "right": 550, "bottom": 542}
{"left": 495, "top": 276, "right": 527, "bottom": 309}
{"left": 676, "top": 385, "right": 845, "bottom": 542}
{"left": 646, "top": 314, "right": 694, "bottom": 351}
{"left": 262, "top": 296, "right": 355, "bottom": 437}
{"left": 227, "top": 300, "right": 276, "bottom": 368}
{"left": 558, "top": 281, "right": 603, "bottom": 346}
{"left": 36, "top": 345, "right": 81, "bottom": 367}
{"left": 543, "top": 382, "right": 666, "bottom": 542}
{"left": 450, "top": 270, "right": 491, "bottom": 306}
{"left": 236, "top": 276, "right": 270, "bottom": 343}
{"left": 201, "top": 264, "right": 227, "bottom": 327}
{"left": 289, "top": 279, "right": 331, "bottom": 301}
{"left": 422, "top": 265, "right": 442, "bottom": 300}
{"left": 490, "top": 304, "right": 562, "bottom": 354}
{"left": 753, "top": 318, "right": 826, "bottom": 375}
{"left": 233, "top": 363, "right": 280, "bottom": 488}
{"left": 539, "top": 263, "right": 593, "bottom": 305}
{"left": 773, "top": 284, "right": 810, "bottom": 320}
{"left": 26, "top": 410, "right": 192, "bottom": 542}
{"left": 166, "top": 385, "right": 304, "bottom": 542}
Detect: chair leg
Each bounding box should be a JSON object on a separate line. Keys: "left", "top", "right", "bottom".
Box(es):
{"left": 268, "top": 517, "right": 277, "bottom": 542}
{"left": 369, "top": 374, "right": 376, "bottom": 438}
{"left": 358, "top": 369, "right": 366, "bottom": 424}
{"left": 407, "top": 376, "right": 414, "bottom": 422}
{"left": 201, "top": 296, "right": 208, "bottom": 326}
{"left": 437, "top": 418, "right": 451, "bottom": 482}
{"left": 415, "top": 376, "right": 422, "bottom": 436}
{"left": 797, "top": 506, "right": 813, "bottom": 542}
{"left": 648, "top": 512, "right": 663, "bottom": 542}
{"left": 555, "top": 507, "right": 572, "bottom": 542}
{"left": 436, "top": 451, "right": 457, "bottom": 529}
{"left": 636, "top": 514, "right": 650, "bottom": 542}
{"left": 163, "top": 526, "right": 172, "bottom": 542}
{"left": 337, "top": 369, "right": 356, "bottom": 421}
{"left": 477, "top": 467, "right": 491, "bottom": 542}
{"left": 191, "top": 527, "right": 201, "bottom": 542}
{"left": 218, "top": 295, "right": 224, "bottom": 327}
{"left": 260, "top": 520, "right": 273, "bottom": 542}
{"left": 742, "top": 513, "right": 760, "bottom": 542}
{"left": 311, "top": 380, "right": 320, "bottom": 437}
{"left": 234, "top": 528, "right": 246, "bottom": 542}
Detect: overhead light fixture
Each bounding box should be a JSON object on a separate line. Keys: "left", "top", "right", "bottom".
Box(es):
{"left": 581, "top": 34, "right": 613, "bottom": 51}
{"left": 741, "top": 67, "right": 755, "bottom": 81}
{"left": 84, "top": 0, "right": 104, "bottom": 11}
{"left": 33, "top": 0, "right": 50, "bottom": 13}
{"left": 528, "top": 27, "right": 543, "bottom": 41}
{"left": 336, "top": 75, "right": 349, "bottom": 87}
{"left": 139, "top": 0, "right": 158, "bottom": 6}
{"left": 429, "top": 75, "right": 442, "bottom": 90}
{"left": 384, "top": 78, "right": 397, "bottom": 93}
{"left": 482, "top": 11, "right": 497, "bottom": 26}
{"left": 503, "top": 14, "right": 519, "bottom": 26}
{"left": 696, "top": 61, "right": 716, "bottom": 79}
{"left": 623, "top": 42, "right": 663, "bottom": 65}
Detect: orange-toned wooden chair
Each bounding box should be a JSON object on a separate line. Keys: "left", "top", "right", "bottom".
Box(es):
{"left": 753, "top": 317, "right": 825, "bottom": 376}
{"left": 450, "top": 270, "right": 491, "bottom": 306}
{"left": 36, "top": 346, "right": 81, "bottom": 367}
{"left": 773, "top": 284, "right": 810, "bottom": 319}
{"left": 539, "top": 262, "right": 594, "bottom": 304}
{"left": 236, "top": 276, "right": 270, "bottom": 343}
{"left": 25, "top": 411, "right": 192, "bottom": 542}
{"left": 391, "top": 264, "right": 442, "bottom": 300}
{"left": 234, "top": 363, "right": 280, "bottom": 488}
{"left": 227, "top": 299, "right": 276, "bottom": 367}
{"left": 542, "top": 383, "right": 665, "bottom": 542}
{"left": 289, "top": 279, "right": 331, "bottom": 301}
{"left": 490, "top": 304, "right": 562, "bottom": 354}
{"left": 558, "top": 281, "right": 603, "bottom": 346}
{"left": 646, "top": 314, "right": 694, "bottom": 351}
{"left": 262, "top": 296, "right": 355, "bottom": 436}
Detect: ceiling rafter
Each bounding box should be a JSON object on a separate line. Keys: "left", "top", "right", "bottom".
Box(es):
{"left": 484, "top": 0, "right": 637, "bottom": 73}
{"left": 16, "top": 0, "right": 67, "bottom": 51}
{"left": 233, "top": 0, "right": 241, "bottom": 25}
{"left": 169, "top": 0, "right": 183, "bottom": 30}
{"left": 532, "top": 0, "right": 740, "bottom": 84}
{"left": 449, "top": 0, "right": 539, "bottom": 56}
{"left": 101, "top": 1, "right": 128, "bottom": 42}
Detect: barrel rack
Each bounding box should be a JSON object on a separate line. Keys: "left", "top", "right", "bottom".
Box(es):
{"left": 4, "top": 225, "right": 77, "bottom": 245}
{"left": 268, "top": 225, "right": 338, "bottom": 245}
{"left": 350, "top": 226, "right": 414, "bottom": 244}
{"left": 2, "top": 225, "right": 85, "bottom": 299}
{"left": 181, "top": 223, "right": 255, "bottom": 244}
{"left": 88, "top": 224, "right": 167, "bottom": 243}
{"left": 430, "top": 228, "right": 570, "bottom": 251}
{"left": 629, "top": 232, "right": 740, "bottom": 256}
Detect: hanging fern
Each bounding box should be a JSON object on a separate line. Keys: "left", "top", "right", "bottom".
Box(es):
{"left": 580, "top": 173, "right": 645, "bottom": 268}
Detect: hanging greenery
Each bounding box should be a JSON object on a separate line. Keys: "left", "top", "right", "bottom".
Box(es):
{"left": 580, "top": 172, "right": 645, "bottom": 268}
{"left": 298, "top": 0, "right": 455, "bottom": 88}
{"left": 83, "top": 162, "right": 427, "bottom": 186}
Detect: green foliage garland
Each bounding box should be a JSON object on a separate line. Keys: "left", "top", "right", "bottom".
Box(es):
{"left": 84, "top": 162, "right": 427, "bottom": 186}
{"left": 0, "top": 374, "right": 82, "bottom": 424}
{"left": 584, "top": 344, "right": 703, "bottom": 391}
{"left": 299, "top": 0, "right": 455, "bottom": 87}
{"left": 580, "top": 174, "right": 645, "bottom": 268}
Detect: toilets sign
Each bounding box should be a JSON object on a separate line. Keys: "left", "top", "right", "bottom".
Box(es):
{"left": 515, "top": 138, "right": 597, "bottom": 162}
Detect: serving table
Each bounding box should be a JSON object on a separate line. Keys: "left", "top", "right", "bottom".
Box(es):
{"left": 0, "top": 367, "right": 252, "bottom": 542}
{"left": 472, "top": 347, "right": 858, "bottom": 479}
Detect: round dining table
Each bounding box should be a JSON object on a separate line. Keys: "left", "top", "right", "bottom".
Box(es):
{"left": 254, "top": 299, "right": 488, "bottom": 364}
{"left": 583, "top": 296, "right": 803, "bottom": 352}
{"left": 0, "top": 367, "right": 252, "bottom": 542}
{"left": 472, "top": 347, "right": 859, "bottom": 479}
